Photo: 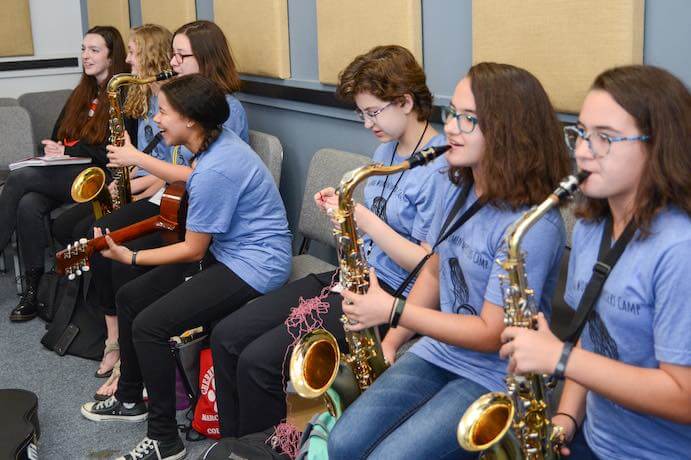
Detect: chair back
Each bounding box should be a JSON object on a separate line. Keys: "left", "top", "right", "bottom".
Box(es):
{"left": 248, "top": 130, "right": 283, "bottom": 186}
{"left": 298, "top": 148, "right": 371, "bottom": 248}
{"left": 0, "top": 106, "right": 34, "bottom": 168}
{"left": 18, "top": 89, "right": 72, "bottom": 152}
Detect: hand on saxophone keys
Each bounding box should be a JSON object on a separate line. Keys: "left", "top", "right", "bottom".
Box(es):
{"left": 341, "top": 268, "right": 393, "bottom": 331}
{"left": 499, "top": 312, "right": 565, "bottom": 375}
{"left": 106, "top": 131, "right": 142, "bottom": 168}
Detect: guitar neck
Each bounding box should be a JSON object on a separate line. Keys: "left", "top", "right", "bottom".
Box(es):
{"left": 89, "top": 216, "right": 162, "bottom": 252}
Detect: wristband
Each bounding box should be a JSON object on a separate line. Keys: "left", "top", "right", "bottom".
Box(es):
{"left": 554, "top": 341, "right": 574, "bottom": 380}
{"left": 131, "top": 250, "right": 138, "bottom": 266}
{"left": 555, "top": 412, "right": 579, "bottom": 431}
{"left": 389, "top": 297, "right": 406, "bottom": 328}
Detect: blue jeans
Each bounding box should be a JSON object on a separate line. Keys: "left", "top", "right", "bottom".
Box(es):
{"left": 327, "top": 353, "right": 490, "bottom": 460}
{"left": 568, "top": 426, "right": 599, "bottom": 460}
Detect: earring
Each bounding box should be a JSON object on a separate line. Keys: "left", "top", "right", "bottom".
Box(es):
{"left": 186, "top": 123, "right": 193, "bottom": 128}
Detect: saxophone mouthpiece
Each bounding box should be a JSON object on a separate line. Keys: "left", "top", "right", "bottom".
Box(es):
{"left": 407, "top": 145, "right": 451, "bottom": 168}
{"left": 156, "top": 70, "right": 177, "bottom": 81}
{"left": 554, "top": 170, "right": 591, "bottom": 201}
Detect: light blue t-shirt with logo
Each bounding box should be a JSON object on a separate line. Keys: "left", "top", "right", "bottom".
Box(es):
{"left": 411, "top": 180, "right": 565, "bottom": 392}
{"left": 564, "top": 208, "right": 691, "bottom": 460}
{"left": 135, "top": 95, "right": 174, "bottom": 177}
{"left": 362, "top": 134, "right": 448, "bottom": 295}
{"left": 185, "top": 129, "right": 291, "bottom": 294}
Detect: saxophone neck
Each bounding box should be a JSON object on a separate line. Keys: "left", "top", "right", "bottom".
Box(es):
{"left": 107, "top": 70, "right": 177, "bottom": 94}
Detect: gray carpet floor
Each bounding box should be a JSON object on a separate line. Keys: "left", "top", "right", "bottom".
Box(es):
{"left": 0, "top": 269, "right": 213, "bottom": 459}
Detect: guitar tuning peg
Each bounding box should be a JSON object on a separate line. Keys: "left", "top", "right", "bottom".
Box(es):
{"left": 68, "top": 273, "right": 76, "bottom": 281}
{"left": 82, "top": 265, "right": 90, "bottom": 272}
{"left": 76, "top": 269, "right": 82, "bottom": 276}
{"left": 66, "top": 243, "right": 72, "bottom": 257}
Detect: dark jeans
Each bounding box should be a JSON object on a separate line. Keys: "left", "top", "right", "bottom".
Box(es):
{"left": 114, "top": 255, "right": 260, "bottom": 441}
{"left": 0, "top": 165, "right": 85, "bottom": 269}
{"left": 328, "top": 353, "right": 490, "bottom": 460}
{"left": 85, "top": 200, "right": 161, "bottom": 315}
{"left": 568, "top": 426, "right": 599, "bottom": 459}
{"left": 52, "top": 201, "right": 94, "bottom": 247}
{"left": 210, "top": 271, "right": 394, "bottom": 438}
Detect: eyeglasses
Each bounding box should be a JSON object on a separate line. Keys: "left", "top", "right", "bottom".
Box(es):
{"left": 172, "top": 52, "right": 194, "bottom": 64}
{"left": 355, "top": 102, "right": 393, "bottom": 121}
{"left": 563, "top": 125, "right": 649, "bottom": 158}
{"left": 441, "top": 106, "right": 479, "bottom": 134}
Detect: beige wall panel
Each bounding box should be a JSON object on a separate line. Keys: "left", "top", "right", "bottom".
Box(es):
{"left": 214, "top": 0, "right": 290, "bottom": 78}
{"left": 317, "top": 0, "right": 422, "bottom": 85}
{"left": 0, "top": 0, "right": 34, "bottom": 57}
{"left": 473, "top": 0, "right": 644, "bottom": 113}
{"left": 87, "top": 0, "right": 131, "bottom": 43}
{"left": 141, "top": 0, "right": 196, "bottom": 34}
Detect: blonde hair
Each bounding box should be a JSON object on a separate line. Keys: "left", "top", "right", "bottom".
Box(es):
{"left": 123, "top": 24, "right": 173, "bottom": 118}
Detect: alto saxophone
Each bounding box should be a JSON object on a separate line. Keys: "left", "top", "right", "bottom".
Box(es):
{"left": 71, "top": 70, "right": 176, "bottom": 218}
{"left": 290, "top": 145, "right": 450, "bottom": 417}
{"left": 457, "top": 171, "right": 589, "bottom": 459}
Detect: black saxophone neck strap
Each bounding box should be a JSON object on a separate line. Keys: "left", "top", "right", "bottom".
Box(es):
{"left": 563, "top": 214, "right": 638, "bottom": 343}
{"left": 393, "top": 181, "right": 484, "bottom": 297}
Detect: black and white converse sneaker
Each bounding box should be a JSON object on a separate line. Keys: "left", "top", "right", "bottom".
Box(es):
{"left": 81, "top": 396, "right": 148, "bottom": 422}
{"left": 116, "top": 436, "right": 186, "bottom": 460}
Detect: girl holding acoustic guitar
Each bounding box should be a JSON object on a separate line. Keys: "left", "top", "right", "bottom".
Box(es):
{"left": 79, "top": 74, "right": 291, "bottom": 460}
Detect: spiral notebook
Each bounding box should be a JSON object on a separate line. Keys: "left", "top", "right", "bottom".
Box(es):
{"left": 9, "top": 155, "right": 91, "bottom": 171}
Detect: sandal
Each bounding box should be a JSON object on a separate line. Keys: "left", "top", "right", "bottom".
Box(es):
{"left": 94, "top": 360, "right": 120, "bottom": 401}
{"left": 95, "top": 340, "right": 120, "bottom": 378}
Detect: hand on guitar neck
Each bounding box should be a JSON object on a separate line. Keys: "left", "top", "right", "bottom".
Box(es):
{"left": 56, "top": 181, "right": 187, "bottom": 279}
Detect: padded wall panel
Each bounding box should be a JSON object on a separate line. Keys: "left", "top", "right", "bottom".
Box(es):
{"left": 87, "top": 0, "right": 131, "bottom": 43}
{"left": 316, "top": 0, "right": 422, "bottom": 85}
{"left": 473, "top": 0, "right": 644, "bottom": 113}
{"left": 141, "top": 0, "right": 196, "bottom": 34}
{"left": 0, "top": 0, "right": 34, "bottom": 57}
{"left": 214, "top": 0, "right": 290, "bottom": 78}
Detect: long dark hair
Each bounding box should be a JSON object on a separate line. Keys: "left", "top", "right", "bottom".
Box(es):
{"left": 57, "top": 26, "right": 128, "bottom": 144}
{"left": 173, "top": 20, "right": 241, "bottom": 94}
{"left": 576, "top": 65, "right": 691, "bottom": 233}
{"left": 160, "top": 74, "right": 229, "bottom": 157}
{"left": 449, "top": 62, "right": 570, "bottom": 209}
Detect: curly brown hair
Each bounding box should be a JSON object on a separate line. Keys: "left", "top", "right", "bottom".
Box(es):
{"left": 450, "top": 62, "right": 570, "bottom": 209}
{"left": 336, "top": 45, "right": 432, "bottom": 121}
{"left": 575, "top": 65, "right": 691, "bottom": 233}
{"left": 123, "top": 24, "right": 173, "bottom": 119}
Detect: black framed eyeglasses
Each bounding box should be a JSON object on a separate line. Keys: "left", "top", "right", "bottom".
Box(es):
{"left": 563, "top": 125, "right": 649, "bottom": 158}
{"left": 441, "top": 106, "right": 478, "bottom": 134}
{"left": 172, "top": 52, "right": 194, "bottom": 64}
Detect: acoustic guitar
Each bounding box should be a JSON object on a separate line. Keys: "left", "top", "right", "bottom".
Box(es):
{"left": 0, "top": 389, "right": 40, "bottom": 460}
{"left": 56, "top": 181, "right": 187, "bottom": 279}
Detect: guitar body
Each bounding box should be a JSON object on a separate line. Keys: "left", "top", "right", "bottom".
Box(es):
{"left": 56, "top": 181, "right": 188, "bottom": 277}
{"left": 0, "top": 389, "right": 39, "bottom": 460}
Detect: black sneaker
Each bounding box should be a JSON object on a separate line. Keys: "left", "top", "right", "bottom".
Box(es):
{"left": 80, "top": 396, "right": 148, "bottom": 422}
{"left": 116, "top": 436, "right": 186, "bottom": 460}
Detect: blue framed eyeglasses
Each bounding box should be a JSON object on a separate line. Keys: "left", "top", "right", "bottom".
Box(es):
{"left": 564, "top": 125, "right": 649, "bottom": 158}
{"left": 441, "top": 106, "right": 478, "bottom": 134}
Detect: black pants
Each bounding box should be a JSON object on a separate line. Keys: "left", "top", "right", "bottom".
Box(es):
{"left": 83, "top": 200, "right": 161, "bottom": 315}
{"left": 0, "top": 165, "right": 84, "bottom": 269}
{"left": 114, "top": 255, "right": 260, "bottom": 441}
{"left": 52, "top": 202, "right": 94, "bottom": 247}
{"left": 210, "top": 271, "right": 394, "bottom": 438}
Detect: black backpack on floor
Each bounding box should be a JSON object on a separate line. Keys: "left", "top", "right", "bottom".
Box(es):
{"left": 40, "top": 274, "right": 106, "bottom": 361}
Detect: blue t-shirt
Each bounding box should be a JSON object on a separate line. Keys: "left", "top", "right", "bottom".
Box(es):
{"left": 565, "top": 208, "right": 691, "bottom": 460}
{"left": 411, "top": 180, "right": 565, "bottom": 392}
{"left": 135, "top": 95, "right": 177, "bottom": 177}
{"left": 185, "top": 129, "right": 292, "bottom": 293}
{"left": 225, "top": 94, "right": 249, "bottom": 144}
{"left": 362, "top": 134, "right": 448, "bottom": 295}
